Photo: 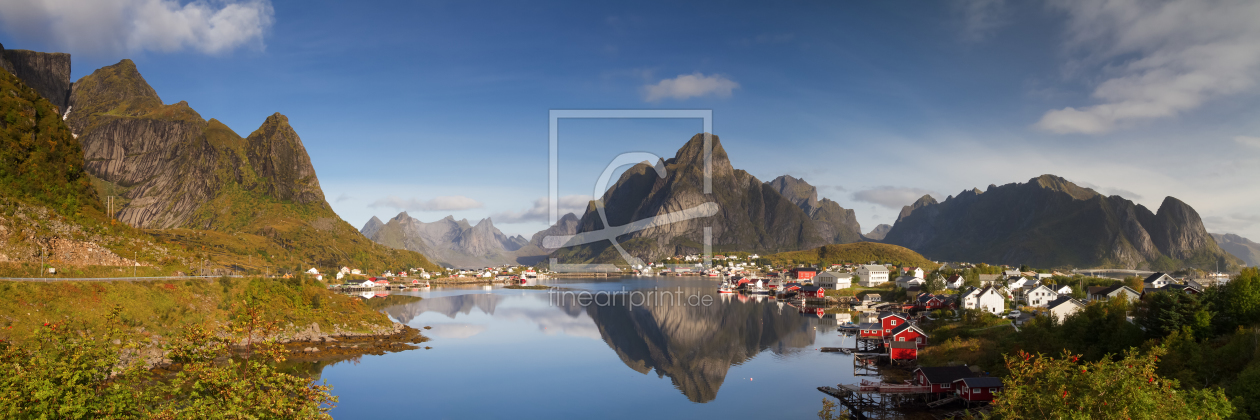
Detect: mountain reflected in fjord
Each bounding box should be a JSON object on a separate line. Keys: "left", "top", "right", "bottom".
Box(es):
{"left": 391, "top": 288, "right": 817, "bottom": 402}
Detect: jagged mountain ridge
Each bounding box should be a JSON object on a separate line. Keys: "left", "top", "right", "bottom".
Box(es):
{"left": 882, "top": 175, "right": 1240, "bottom": 270}
{"left": 361, "top": 212, "right": 529, "bottom": 268}
{"left": 551, "top": 134, "right": 841, "bottom": 264}
{"left": 0, "top": 43, "right": 72, "bottom": 111}
{"left": 767, "top": 175, "right": 863, "bottom": 244}
{"left": 1212, "top": 233, "right": 1260, "bottom": 267}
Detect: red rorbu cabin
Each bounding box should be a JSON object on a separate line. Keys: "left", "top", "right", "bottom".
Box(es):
{"left": 879, "top": 312, "right": 907, "bottom": 336}
{"left": 954, "top": 377, "right": 1004, "bottom": 402}
{"left": 889, "top": 341, "right": 918, "bottom": 361}
{"left": 913, "top": 366, "right": 978, "bottom": 394}
{"left": 889, "top": 323, "right": 929, "bottom": 348}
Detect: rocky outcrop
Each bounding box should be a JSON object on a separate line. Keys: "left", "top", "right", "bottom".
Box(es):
{"left": 0, "top": 43, "right": 72, "bottom": 111}
{"left": 528, "top": 212, "right": 580, "bottom": 248}
{"left": 768, "top": 175, "right": 863, "bottom": 244}
{"left": 882, "top": 175, "right": 1239, "bottom": 269}
{"left": 245, "top": 113, "right": 325, "bottom": 204}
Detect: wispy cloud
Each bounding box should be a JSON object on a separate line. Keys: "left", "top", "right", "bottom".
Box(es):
{"left": 851, "top": 187, "right": 940, "bottom": 209}
{"left": 491, "top": 195, "right": 592, "bottom": 224}
{"left": 1035, "top": 0, "right": 1260, "bottom": 134}
{"left": 955, "top": 0, "right": 1009, "bottom": 42}
{"left": 642, "top": 72, "right": 740, "bottom": 102}
{"left": 369, "top": 195, "right": 483, "bottom": 212}
{"left": 1203, "top": 213, "right": 1260, "bottom": 233}
{"left": 1077, "top": 182, "right": 1142, "bottom": 199}
{"left": 334, "top": 193, "right": 353, "bottom": 203}
{"left": 0, "top": 0, "right": 274, "bottom": 55}
{"left": 1235, "top": 136, "right": 1260, "bottom": 148}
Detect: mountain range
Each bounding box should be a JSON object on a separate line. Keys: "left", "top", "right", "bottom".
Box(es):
{"left": 881, "top": 175, "right": 1240, "bottom": 270}
{"left": 0, "top": 44, "right": 438, "bottom": 273}
{"left": 548, "top": 133, "right": 863, "bottom": 264}
{"left": 360, "top": 211, "right": 581, "bottom": 268}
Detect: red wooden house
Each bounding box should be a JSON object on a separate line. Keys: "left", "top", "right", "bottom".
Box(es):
{"left": 913, "top": 366, "right": 978, "bottom": 394}
{"left": 954, "top": 377, "right": 1004, "bottom": 402}
{"left": 888, "top": 323, "right": 929, "bottom": 348}
{"left": 858, "top": 323, "right": 884, "bottom": 338}
{"left": 889, "top": 341, "right": 918, "bottom": 361}
{"left": 791, "top": 267, "right": 817, "bottom": 281}
{"left": 800, "top": 285, "right": 826, "bottom": 299}
{"left": 916, "top": 294, "right": 944, "bottom": 310}
{"left": 878, "top": 312, "right": 908, "bottom": 336}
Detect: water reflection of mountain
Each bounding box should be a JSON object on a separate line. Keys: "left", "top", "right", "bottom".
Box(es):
{"left": 381, "top": 290, "right": 817, "bottom": 403}
{"left": 571, "top": 290, "right": 817, "bottom": 403}
{"left": 384, "top": 293, "right": 504, "bottom": 323}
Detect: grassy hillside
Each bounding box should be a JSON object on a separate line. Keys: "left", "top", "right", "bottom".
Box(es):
{"left": 765, "top": 242, "right": 937, "bottom": 269}
{"left": 0, "top": 277, "right": 394, "bottom": 346}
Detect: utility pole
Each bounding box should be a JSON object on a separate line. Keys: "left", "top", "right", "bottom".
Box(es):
{"left": 133, "top": 251, "right": 137, "bottom": 278}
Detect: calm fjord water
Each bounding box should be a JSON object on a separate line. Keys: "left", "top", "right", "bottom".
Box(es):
{"left": 323, "top": 277, "right": 857, "bottom": 419}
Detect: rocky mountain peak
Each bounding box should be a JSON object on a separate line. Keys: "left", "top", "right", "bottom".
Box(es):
{"left": 768, "top": 175, "right": 819, "bottom": 212}
{"left": 245, "top": 112, "right": 324, "bottom": 204}
{"left": 1032, "top": 174, "right": 1098, "bottom": 201}
{"left": 669, "top": 133, "right": 734, "bottom": 180}
{"left": 897, "top": 194, "right": 938, "bottom": 224}
{"left": 865, "top": 224, "right": 893, "bottom": 241}
{"left": 66, "top": 58, "right": 164, "bottom": 134}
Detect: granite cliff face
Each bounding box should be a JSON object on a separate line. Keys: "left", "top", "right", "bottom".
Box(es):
{"left": 361, "top": 212, "right": 528, "bottom": 268}
{"left": 552, "top": 134, "right": 834, "bottom": 263}
{"left": 882, "top": 175, "right": 1239, "bottom": 270}
{"left": 0, "top": 43, "right": 72, "bottom": 111}
{"left": 767, "top": 175, "right": 863, "bottom": 244}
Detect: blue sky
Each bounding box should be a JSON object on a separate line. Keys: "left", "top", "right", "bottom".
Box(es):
{"left": 3, "top": 0, "right": 1260, "bottom": 239}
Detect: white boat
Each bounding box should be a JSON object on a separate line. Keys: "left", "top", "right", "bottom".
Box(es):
{"left": 718, "top": 283, "right": 735, "bottom": 293}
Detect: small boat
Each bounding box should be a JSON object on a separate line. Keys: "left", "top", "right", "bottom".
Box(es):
{"left": 718, "top": 283, "right": 735, "bottom": 293}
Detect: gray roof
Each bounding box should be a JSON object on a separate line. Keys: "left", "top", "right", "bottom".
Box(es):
{"left": 958, "top": 377, "right": 1004, "bottom": 388}
{"left": 1046, "top": 296, "right": 1081, "bottom": 309}
{"left": 860, "top": 264, "right": 889, "bottom": 272}
{"left": 917, "top": 366, "right": 978, "bottom": 384}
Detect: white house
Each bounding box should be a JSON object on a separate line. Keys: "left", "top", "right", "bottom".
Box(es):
{"left": 1023, "top": 284, "right": 1058, "bottom": 307}
{"left": 1004, "top": 269, "right": 1022, "bottom": 278}
{"left": 335, "top": 272, "right": 345, "bottom": 280}
{"left": 1143, "top": 272, "right": 1175, "bottom": 290}
{"left": 857, "top": 265, "right": 890, "bottom": 287}
{"left": 1054, "top": 285, "right": 1072, "bottom": 295}
{"left": 815, "top": 271, "right": 853, "bottom": 290}
{"left": 945, "top": 274, "right": 966, "bottom": 290}
{"left": 895, "top": 275, "right": 926, "bottom": 289}
{"left": 904, "top": 267, "right": 925, "bottom": 279}
{"left": 1008, "top": 277, "right": 1034, "bottom": 289}
{"left": 1046, "top": 296, "right": 1085, "bottom": 323}
{"left": 360, "top": 280, "right": 376, "bottom": 288}
{"left": 961, "top": 287, "right": 1005, "bottom": 314}
{"left": 350, "top": 268, "right": 363, "bottom": 275}
{"left": 1035, "top": 273, "right": 1054, "bottom": 280}
{"left": 340, "top": 266, "right": 351, "bottom": 274}
{"left": 306, "top": 267, "right": 320, "bottom": 275}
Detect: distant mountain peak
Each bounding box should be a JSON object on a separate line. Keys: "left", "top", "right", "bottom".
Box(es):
{"left": 1031, "top": 174, "right": 1098, "bottom": 200}
{"left": 896, "top": 194, "right": 938, "bottom": 224}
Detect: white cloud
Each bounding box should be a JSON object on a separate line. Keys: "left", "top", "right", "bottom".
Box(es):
{"left": 491, "top": 195, "right": 592, "bottom": 224}
{"left": 851, "top": 187, "right": 940, "bottom": 209}
{"left": 642, "top": 72, "right": 739, "bottom": 102}
{"left": 0, "top": 0, "right": 273, "bottom": 55}
{"left": 369, "top": 195, "right": 484, "bottom": 212}
{"left": 1035, "top": 0, "right": 1260, "bottom": 134}
{"left": 334, "top": 193, "right": 353, "bottom": 203}
{"left": 1235, "top": 136, "right": 1260, "bottom": 148}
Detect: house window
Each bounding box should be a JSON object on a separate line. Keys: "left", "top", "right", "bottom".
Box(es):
{"left": 990, "top": 388, "right": 996, "bottom": 393}
{"left": 890, "top": 320, "right": 897, "bottom": 326}
{"left": 898, "top": 337, "right": 905, "bottom": 341}
{"left": 942, "top": 383, "right": 950, "bottom": 389}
